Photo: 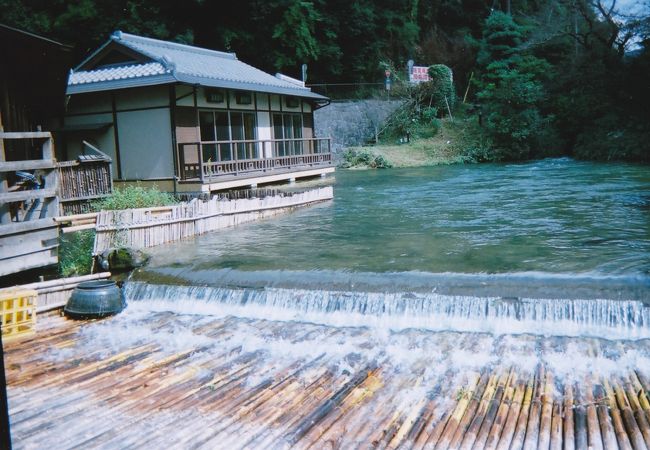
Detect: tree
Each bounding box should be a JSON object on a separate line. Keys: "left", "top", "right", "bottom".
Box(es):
{"left": 475, "top": 11, "right": 552, "bottom": 160}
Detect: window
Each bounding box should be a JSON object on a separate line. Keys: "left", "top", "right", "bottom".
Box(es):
{"left": 199, "top": 110, "right": 257, "bottom": 162}
{"left": 235, "top": 91, "right": 252, "bottom": 105}
{"left": 273, "top": 113, "right": 303, "bottom": 156}
{"left": 205, "top": 89, "right": 225, "bottom": 104}
{"left": 285, "top": 96, "right": 300, "bottom": 108}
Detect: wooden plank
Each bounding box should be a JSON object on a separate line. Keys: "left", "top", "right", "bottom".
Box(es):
{"left": 0, "top": 131, "right": 52, "bottom": 139}
{"left": 0, "top": 226, "right": 58, "bottom": 260}
{"left": 0, "top": 217, "right": 57, "bottom": 236}
{"left": 0, "top": 187, "right": 57, "bottom": 203}
{"left": 0, "top": 159, "right": 57, "bottom": 172}
{"left": 0, "top": 247, "right": 57, "bottom": 276}
{"left": 59, "top": 194, "right": 109, "bottom": 202}
{"left": 54, "top": 212, "right": 99, "bottom": 222}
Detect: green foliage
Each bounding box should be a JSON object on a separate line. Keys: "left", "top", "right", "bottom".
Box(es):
{"left": 272, "top": 1, "right": 320, "bottom": 70}
{"left": 3, "top": 0, "right": 649, "bottom": 162}
{"left": 379, "top": 100, "right": 442, "bottom": 143}
{"left": 340, "top": 150, "right": 392, "bottom": 169}
{"left": 474, "top": 12, "right": 552, "bottom": 160}
{"left": 58, "top": 230, "right": 95, "bottom": 277}
{"left": 427, "top": 64, "right": 455, "bottom": 111}
{"left": 92, "top": 185, "right": 176, "bottom": 211}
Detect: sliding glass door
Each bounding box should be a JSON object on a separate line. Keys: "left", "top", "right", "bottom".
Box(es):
{"left": 273, "top": 113, "right": 303, "bottom": 156}
{"left": 199, "top": 110, "right": 257, "bottom": 162}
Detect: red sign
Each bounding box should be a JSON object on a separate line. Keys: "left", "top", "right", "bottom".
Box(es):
{"left": 410, "top": 66, "right": 430, "bottom": 83}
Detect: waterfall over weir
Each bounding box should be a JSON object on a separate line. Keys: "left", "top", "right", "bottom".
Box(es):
{"left": 126, "top": 279, "right": 650, "bottom": 340}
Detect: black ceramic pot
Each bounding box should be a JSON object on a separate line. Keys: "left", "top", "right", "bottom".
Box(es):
{"left": 64, "top": 280, "right": 125, "bottom": 319}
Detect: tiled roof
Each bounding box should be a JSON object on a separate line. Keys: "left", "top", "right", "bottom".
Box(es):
{"left": 69, "top": 61, "right": 169, "bottom": 85}
{"left": 67, "top": 31, "right": 326, "bottom": 100}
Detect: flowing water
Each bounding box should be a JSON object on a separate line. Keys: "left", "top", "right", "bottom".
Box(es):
{"left": 129, "top": 158, "right": 650, "bottom": 338}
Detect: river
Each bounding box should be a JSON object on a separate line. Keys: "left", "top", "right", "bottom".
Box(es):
{"left": 129, "top": 158, "right": 650, "bottom": 338}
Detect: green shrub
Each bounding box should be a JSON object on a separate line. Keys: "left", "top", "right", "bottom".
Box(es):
{"left": 59, "top": 230, "right": 95, "bottom": 277}
{"left": 427, "top": 64, "right": 455, "bottom": 112}
{"left": 92, "top": 185, "right": 177, "bottom": 211}
{"left": 340, "top": 149, "right": 392, "bottom": 169}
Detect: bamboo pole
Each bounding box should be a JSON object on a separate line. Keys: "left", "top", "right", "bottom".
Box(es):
{"left": 458, "top": 373, "right": 499, "bottom": 450}
{"left": 435, "top": 371, "right": 483, "bottom": 449}
{"left": 631, "top": 372, "right": 650, "bottom": 426}
{"left": 509, "top": 374, "right": 535, "bottom": 450}
{"left": 585, "top": 378, "right": 604, "bottom": 450}
{"left": 624, "top": 374, "right": 650, "bottom": 449}
{"left": 563, "top": 384, "right": 575, "bottom": 450}
{"left": 61, "top": 223, "right": 97, "bottom": 233}
{"left": 549, "top": 401, "right": 562, "bottom": 450}
{"left": 495, "top": 378, "right": 526, "bottom": 450}
{"left": 473, "top": 370, "right": 511, "bottom": 450}
{"left": 523, "top": 365, "right": 545, "bottom": 450}
{"left": 448, "top": 372, "right": 492, "bottom": 449}
{"left": 405, "top": 395, "right": 438, "bottom": 447}
{"left": 604, "top": 379, "right": 633, "bottom": 450}
{"left": 485, "top": 371, "right": 517, "bottom": 450}
{"left": 594, "top": 383, "right": 618, "bottom": 450}
{"left": 613, "top": 379, "right": 648, "bottom": 450}
{"left": 537, "top": 370, "right": 554, "bottom": 450}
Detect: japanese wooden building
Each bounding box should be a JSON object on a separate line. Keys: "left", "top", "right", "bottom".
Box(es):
{"left": 63, "top": 31, "right": 334, "bottom": 194}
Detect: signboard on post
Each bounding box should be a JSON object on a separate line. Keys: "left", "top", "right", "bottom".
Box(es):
{"left": 384, "top": 69, "right": 391, "bottom": 91}
{"left": 409, "top": 66, "right": 430, "bottom": 83}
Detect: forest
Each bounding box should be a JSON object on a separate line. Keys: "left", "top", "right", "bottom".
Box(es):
{"left": 2, "top": 0, "right": 649, "bottom": 162}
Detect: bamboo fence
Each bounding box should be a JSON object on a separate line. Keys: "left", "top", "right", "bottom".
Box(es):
{"left": 4, "top": 272, "right": 112, "bottom": 312}
{"left": 93, "top": 187, "right": 334, "bottom": 254}
{"left": 57, "top": 159, "right": 112, "bottom": 215}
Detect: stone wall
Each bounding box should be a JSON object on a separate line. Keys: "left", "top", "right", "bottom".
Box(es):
{"left": 314, "top": 99, "right": 402, "bottom": 154}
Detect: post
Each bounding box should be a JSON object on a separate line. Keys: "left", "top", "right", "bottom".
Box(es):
{"left": 0, "top": 110, "right": 10, "bottom": 224}
{"left": 0, "top": 330, "right": 11, "bottom": 450}
{"left": 198, "top": 143, "right": 204, "bottom": 183}
{"left": 41, "top": 135, "right": 59, "bottom": 218}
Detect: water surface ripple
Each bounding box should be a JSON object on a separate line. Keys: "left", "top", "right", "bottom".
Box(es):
{"left": 147, "top": 158, "right": 650, "bottom": 279}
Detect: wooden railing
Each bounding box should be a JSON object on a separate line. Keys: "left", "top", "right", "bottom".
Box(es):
{"left": 178, "top": 137, "right": 332, "bottom": 182}
{"left": 0, "top": 131, "right": 60, "bottom": 276}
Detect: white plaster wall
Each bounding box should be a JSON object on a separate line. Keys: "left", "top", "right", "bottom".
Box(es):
{"left": 117, "top": 108, "right": 173, "bottom": 179}
{"left": 67, "top": 92, "right": 112, "bottom": 114}
{"left": 175, "top": 85, "right": 195, "bottom": 107}
{"left": 256, "top": 93, "right": 270, "bottom": 110}
{"left": 270, "top": 95, "right": 281, "bottom": 111}
{"left": 116, "top": 85, "right": 169, "bottom": 110}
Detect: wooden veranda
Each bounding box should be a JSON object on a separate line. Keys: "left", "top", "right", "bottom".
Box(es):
{"left": 176, "top": 137, "right": 334, "bottom": 191}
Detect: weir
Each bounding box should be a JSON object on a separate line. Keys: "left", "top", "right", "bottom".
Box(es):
{"left": 126, "top": 276, "right": 650, "bottom": 340}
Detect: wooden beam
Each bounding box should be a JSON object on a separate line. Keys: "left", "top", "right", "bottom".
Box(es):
{"left": 0, "top": 217, "right": 57, "bottom": 236}
{"left": 0, "top": 131, "right": 52, "bottom": 139}
{"left": 0, "top": 159, "right": 57, "bottom": 172}
{"left": 0, "top": 187, "right": 56, "bottom": 203}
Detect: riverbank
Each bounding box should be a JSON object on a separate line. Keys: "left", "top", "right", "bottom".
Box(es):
{"left": 341, "top": 112, "right": 489, "bottom": 168}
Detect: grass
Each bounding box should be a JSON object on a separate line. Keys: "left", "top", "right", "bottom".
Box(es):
{"left": 58, "top": 185, "right": 179, "bottom": 277}
{"left": 58, "top": 230, "right": 96, "bottom": 277}
{"left": 343, "top": 110, "right": 491, "bottom": 168}
{"left": 91, "top": 184, "right": 177, "bottom": 211}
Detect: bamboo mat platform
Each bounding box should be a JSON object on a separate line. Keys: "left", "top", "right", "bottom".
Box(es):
{"left": 5, "top": 308, "right": 650, "bottom": 449}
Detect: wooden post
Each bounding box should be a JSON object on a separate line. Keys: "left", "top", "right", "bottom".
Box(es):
{"left": 0, "top": 108, "right": 10, "bottom": 224}
{"left": 110, "top": 92, "right": 123, "bottom": 179}
{"left": 41, "top": 134, "right": 59, "bottom": 218}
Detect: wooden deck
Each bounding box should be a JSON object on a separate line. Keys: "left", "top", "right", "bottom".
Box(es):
{"left": 5, "top": 307, "right": 650, "bottom": 449}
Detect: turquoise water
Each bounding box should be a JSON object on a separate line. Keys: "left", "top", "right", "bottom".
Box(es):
{"left": 148, "top": 158, "right": 650, "bottom": 277}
